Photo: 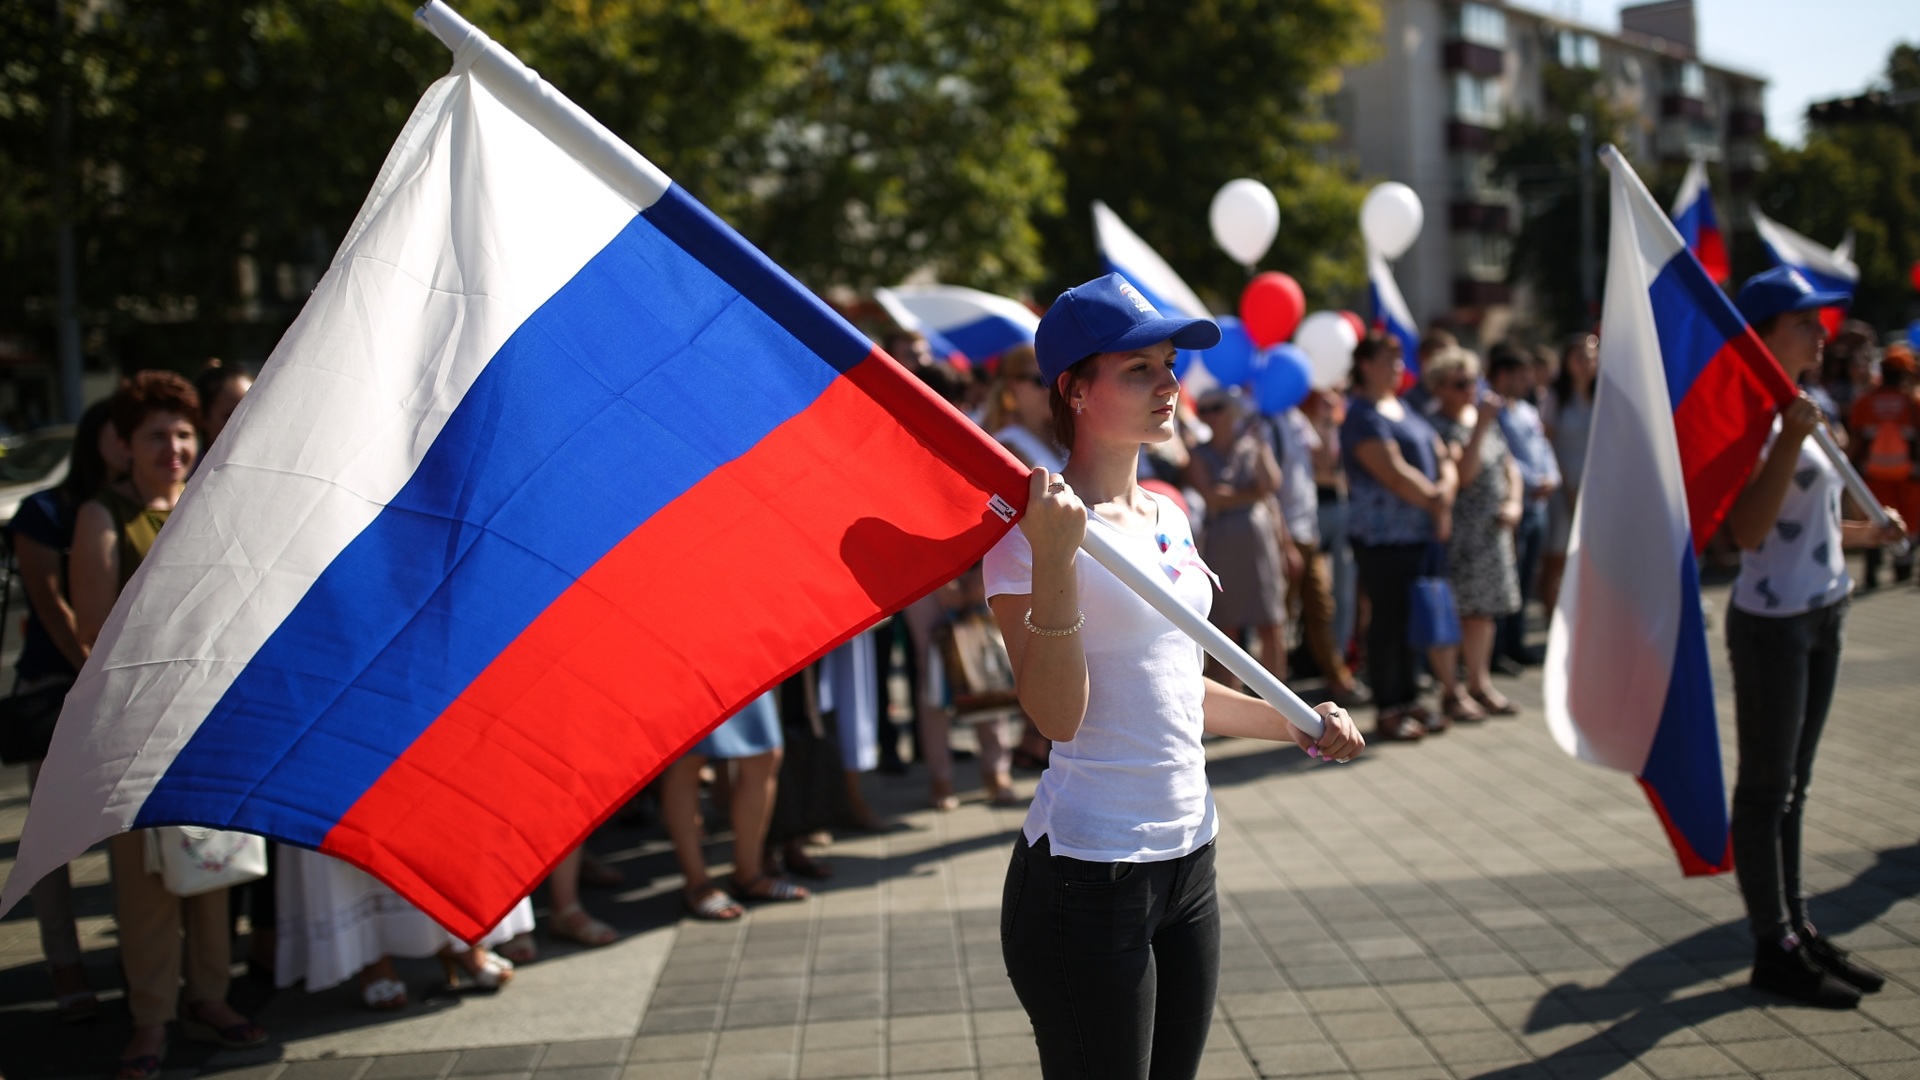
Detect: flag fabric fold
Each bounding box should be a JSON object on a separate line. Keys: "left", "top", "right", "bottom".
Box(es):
{"left": 1670, "top": 159, "right": 1729, "bottom": 285}
{"left": 873, "top": 284, "right": 1039, "bottom": 363}
{"left": 1366, "top": 247, "right": 1421, "bottom": 376}
{"left": 1544, "top": 146, "right": 1797, "bottom": 878}
{"left": 1, "top": 13, "right": 1029, "bottom": 940}
{"left": 1751, "top": 207, "right": 1859, "bottom": 300}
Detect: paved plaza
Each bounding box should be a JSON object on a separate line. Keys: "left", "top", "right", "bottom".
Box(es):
{"left": 2, "top": 574, "right": 1918, "bottom": 1079}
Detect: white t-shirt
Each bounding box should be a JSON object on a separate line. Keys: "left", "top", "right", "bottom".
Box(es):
{"left": 1730, "top": 419, "right": 1852, "bottom": 617}
{"left": 983, "top": 491, "right": 1219, "bottom": 863}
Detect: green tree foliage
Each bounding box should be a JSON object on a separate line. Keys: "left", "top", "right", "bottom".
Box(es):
{"left": 1754, "top": 43, "right": 1920, "bottom": 333}
{"left": 0, "top": 0, "right": 1090, "bottom": 378}
{"left": 1041, "top": 0, "right": 1379, "bottom": 311}
{"left": 744, "top": 0, "right": 1095, "bottom": 294}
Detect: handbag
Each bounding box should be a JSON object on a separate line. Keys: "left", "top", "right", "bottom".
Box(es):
{"left": 0, "top": 679, "right": 71, "bottom": 765}
{"left": 143, "top": 826, "right": 268, "bottom": 897}
{"left": 938, "top": 607, "right": 1021, "bottom": 713}
{"left": 1407, "top": 543, "right": 1463, "bottom": 650}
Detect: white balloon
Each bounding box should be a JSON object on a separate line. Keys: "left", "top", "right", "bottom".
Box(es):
{"left": 1360, "top": 182, "right": 1424, "bottom": 260}
{"left": 1293, "top": 311, "right": 1360, "bottom": 389}
{"left": 1209, "top": 178, "right": 1280, "bottom": 267}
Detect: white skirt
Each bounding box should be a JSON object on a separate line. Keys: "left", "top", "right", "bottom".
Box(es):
{"left": 275, "top": 844, "right": 535, "bottom": 992}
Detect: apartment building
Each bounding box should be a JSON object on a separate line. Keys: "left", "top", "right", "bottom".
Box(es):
{"left": 1337, "top": 0, "right": 1766, "bottom": 337}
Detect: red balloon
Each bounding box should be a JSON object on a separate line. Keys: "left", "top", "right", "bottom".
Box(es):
{"left": 1339, "top": 310, "right": 1367, "bottom": 342}
{"left": 1239, "top": 272, "right": 1306, "bottom": 348}
{"left": 1910, "top": 259, "right": 1920, "bottom": 293}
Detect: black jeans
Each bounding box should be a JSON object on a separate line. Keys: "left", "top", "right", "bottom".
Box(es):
{"left": 1727, "top": 599, "right": 1846, "bottom": 942}
{"left": 1352, "top": 542, "right": 1426, "bottom": 709}
{"left": 1001, "top": 834, "right": 1220, "bottom": 1080}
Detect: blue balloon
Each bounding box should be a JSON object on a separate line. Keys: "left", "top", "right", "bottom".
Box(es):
{"left": 1908, "top": 319, "right": 1920, "bottom": 351}
{"left": 1174, "top": 348, "right": 1197, "bottom": 381}
{"left": 1201, "top": 315, "right": 1256, "bottom": 386}
{"left": 1254, "top": 344, "right": 1313, "bottom": 414}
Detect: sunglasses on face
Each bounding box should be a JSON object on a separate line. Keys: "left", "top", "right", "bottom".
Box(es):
{"left": 1445, "top": 378, "right": 1475, "bottom": 391}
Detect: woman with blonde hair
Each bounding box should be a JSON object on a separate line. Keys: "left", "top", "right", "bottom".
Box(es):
{"left": 983, "top": 343, "right": 1067, "bottom": 474}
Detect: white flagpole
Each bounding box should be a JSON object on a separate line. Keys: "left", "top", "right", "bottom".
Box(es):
{"left": 1812, "top": 425, "right": 1912, "bottom": 557}
{"left": 412, "top": 1, "right": 1330, "bottom": 742}
{"left": 1078, "top": 529, "right": 1327, "bottom": 740}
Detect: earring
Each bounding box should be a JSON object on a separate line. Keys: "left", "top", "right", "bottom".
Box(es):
{"left": 1073, "top": 402, "right": 1084, "bottom": 414}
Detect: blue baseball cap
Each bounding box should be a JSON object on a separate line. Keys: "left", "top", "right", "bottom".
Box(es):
{"left": 1734, "top": 266, "right": 1850, "bottom": 328}
{"left": 1035, "top": 273, "right": 1221, "bottom": 385}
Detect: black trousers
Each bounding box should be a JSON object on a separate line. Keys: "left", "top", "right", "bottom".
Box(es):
{"left": 1727, "top": 599, "right": 1846, "bottom": 941}
{"left": 1352, "top": 542, "right": 1427, "bottom": 709}
{"left": 1001, "top": 834, "right": 1220, "bottom": 1080}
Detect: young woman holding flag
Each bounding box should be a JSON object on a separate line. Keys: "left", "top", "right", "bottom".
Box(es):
{"left": 1724, "top": 268, "right": 1908, "bottom": 1009}
{"left": 986, "top": 274, "right": 1363, "bottom": 1079}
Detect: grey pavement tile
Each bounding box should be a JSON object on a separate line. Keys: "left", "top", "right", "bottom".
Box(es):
{"left": 1231, "top": 1015, "right": 1330, "bottom": 1046}
{"left": 808, "top": 970, "right": 885, "bottom": 996}
{"left": 202, "top": 1065, "right": 289, "bottom": 1080}
{"left": 1381, "top": 980, "right": 1475, "bottom": 1009}
{"left": 1330, "top": 1036, "right": 1435, "bottom": 1072}
{"left": 1317, "top": 1009, "right": 1413, "bottom": 1040}
{"left": 625, "top": 1033, "right": 710, "bottom": 1063}
{"left": 639, "top": 1005, "right": 723, "bottom": 1035}
{"left": 973, "top": 1033, "right": 1042, "bottom": 1068}
{"left": 715, "top": 1025, "right": 800, "bottom": 1055}
{"left": 1220, "top": 991, "right": 1309, "bottom": 1020}
{"left": 1402, "top": 1004, "right": 1499, "bottom": 1035}
{"left": 1194, "top": 1050, "right": 1257, "bottom": 1078}
{"left": 534, "top": 1042, "right": 629, "bottom": 1070}
{"left": 449, "top": 1048, "right": 544, "bottom": 1076}
{"left": 532, "top": 1068, "right": 618, "bottom": 1080}
{"left": 796, "top": 1045, "right": 885, "bottom": 1078}
{"left": 885, "top": 1037, "right": 972, "bottom": 1073}
{"left": 1538, "top": 1048, "right": 1656, "bottom": 1079}
{"left": 1425, "top": 1029, "right": 1528, "bottom": 1065}
{"left": 1685, "top": 1007, "right": 1798, "bottom": 1043}
{"left": 1629, "top": 1044, "right": 1746, "bottom": 1078}
{"left": 969, "top": 1009, "right": 1029, "bottom": 1037}
{"left": 1801, "top": 1027, "right": 1920, "bottom": 1062}
{"left": 1300, "top": 986, "right": 1391, "bottom": 1014}
{"left": 801, "top": 1017, "right": 885, "bottom": 1050}
{"left": 811, "top": 949, "right": 884, "bottom": 974}
{"left": 1717, "top": 1037, "right": 1839, "bottom": 1073}
{"left": 807, "top": 995, "right": 885, "bottom": 1021}
{"left": 889, "top": 990, "right": 968, "bottom": 1017}
{"left": 703, "top": 1051, "right": 796, "bottom": 1080}
{"left": 1757, "top": 1069, "right": 1865, "bottom": 1080}
{"left": 888, "top": 966, "right": 964, "bottom": 992}
{"left": 1857, "top": 1065, "right": 1920, "bottom": 1080}
{"left": 723, "top": 999, "right": 802, "bottom": 1028}
{"left": 362, "top": 1052, "right": 457, "bottom": 1080}
{"left": 1244, "top": 1040, "right": 1349, "bottom": 1078}
{"left": 1287, "top": 964, "right": 1373, "bottom": 989}
{"left": 280, "top": 1061, "right": 375, "bottom": 1080}
{"left": 727, "top": 974, "right": 806, "bottom": 1003}
{"left": 1463, "top": 975, "right": 1553, "bottom": 1004}
{"left": 888, "top": 1012, "right": 969, "bottom": 1043}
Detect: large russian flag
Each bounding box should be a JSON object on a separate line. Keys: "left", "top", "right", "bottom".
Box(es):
{"left": 0, "top": 5, "right": 1029, "bottom": 940}
{"left": 1544, "top": 146, "right": 1797, "bottom": 877}
{"left": 1091, "top": 200, "right": 1223, "bottom": 391}
{"left": 873, "top": 284, "right": 1039, "bottom": 363}
{"left": 1670, "top": 159, "right": 1729, "bottom": 285}
{"left": 1367, "top": 247, "right": 1421, "bottom": 378}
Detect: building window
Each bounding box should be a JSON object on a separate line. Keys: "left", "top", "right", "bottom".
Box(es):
{"left": 1676, "top": 60, "right": 1706, "bottom": 99}
{"left": 1557, "top": 32, "right": 1600, "bottom": 69}
{"left": 1452, "top": 72, "right": 1505, "bottom": 127}
{"left": 1449, "top": 153, "right": 1498, "bottom": 197}
{"left": 1452, "top": 3, "right": 1507, "bottom": 48}
{"left": 1456, "top": 232, "right": 1513, "bottom": 280}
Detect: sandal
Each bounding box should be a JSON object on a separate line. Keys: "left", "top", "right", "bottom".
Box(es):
{"left": 359, "top": 976, "right": 409, "bottom": 1011}
{"left": 782, "top": 849, "right": 833, "bottom": 880}
{"left": 115, "top": 1051, "right": 165, "bottom": 1080}
{"left": 440, "top": 946, "right": 513, "bottom": 991}
{"left": 684, "top": 885, "right": 744, "bottom": 921}
{"left": 732, "top": 874, "right": 810, "bottom": 902}
{"left": 495, "top": 932, "right": 538, "bottom": 965}
{"left": 578, "top": 853, "right": 625, "bottom": 888}
{"left": 1374, "top": 711, "right": 1426, "bottom": 742}
{"left": 183, "top": 1004, "right": 268, "bottom": 1048}
{"left": 1469, "top": 688, "right": 1520, "bottom": 716}
{"left": 549, "top": 903, "right": 619, "bottom": 947}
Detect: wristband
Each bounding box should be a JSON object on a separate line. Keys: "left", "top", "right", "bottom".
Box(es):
{"left": 1024, "top": 609, "right": 1086, "bottom": 637}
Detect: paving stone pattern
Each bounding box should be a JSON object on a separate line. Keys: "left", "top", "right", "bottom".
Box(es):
{"left": 2, "top": 579, "right": 1918, "bottom": 1078}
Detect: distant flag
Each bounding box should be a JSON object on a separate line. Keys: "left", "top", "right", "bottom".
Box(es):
{"left": 1670, "top": 159, "right": 1729, "bottom": 285}
{"left": 1751, "top": 208, "right": 1859, "bottom": 298}
{"left": 1544, "top": 146, "right": 1798, "bottom": 877}
{"left": 873, "top": 284, "right": 1039, "bottom": 363}
{"left": 0, "top": 5, "right": 1030, "bottom": 940}
{"left": 1366, "top": 247, "right": 1421, "bottom": 377}
{"left": 1091, "top": 200, "right": 1217, "bottom": 389}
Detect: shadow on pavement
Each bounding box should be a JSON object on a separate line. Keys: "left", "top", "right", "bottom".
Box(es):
{"left": 1464, "top": 840, "right": 1920, "bottom": 1080}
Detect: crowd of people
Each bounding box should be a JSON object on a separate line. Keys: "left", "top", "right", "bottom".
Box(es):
{"left": 5, "top": 266, "right": 1917, "bottom": 1077}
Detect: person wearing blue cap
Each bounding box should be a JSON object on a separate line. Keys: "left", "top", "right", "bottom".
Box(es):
{"left": 1723, "top": 266, "right": 1908, "bottom": 1009}
{"left": 983, "top": 273, "right": 1364, "bottom": 1078}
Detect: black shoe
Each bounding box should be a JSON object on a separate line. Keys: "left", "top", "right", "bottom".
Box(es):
{"left": 1751, "top": 938, "right": 1861, "bottom": 1009}
{"left": 1489, "top": 654, "right": 1525, "bottom": 677}
{"left": 1504, "top": 646, "right": 1544, "bottom": 667}
{"left": 1802, "top": 933, "right": 1885, "bottom": 993}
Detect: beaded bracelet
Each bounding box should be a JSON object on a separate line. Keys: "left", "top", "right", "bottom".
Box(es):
{"left": 1024, "top": 609, "right": 1086, "bottom": 637}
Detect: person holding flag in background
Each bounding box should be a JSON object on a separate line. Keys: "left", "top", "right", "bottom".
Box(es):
{"left": 1723, "top": 267, "right": 1907, "bottom": 1009}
